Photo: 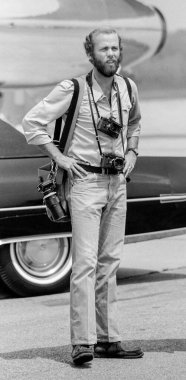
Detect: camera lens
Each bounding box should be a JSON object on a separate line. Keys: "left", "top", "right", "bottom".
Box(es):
{"left": 44, "top": 193, "right": 66, "bottom": 221}
{"left": 114, "top": 157, "right": 124, "bottom": 170}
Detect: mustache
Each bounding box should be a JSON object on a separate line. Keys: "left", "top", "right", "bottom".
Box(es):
{"left": 106, "top": 59, "right": 117, "bottom": 63}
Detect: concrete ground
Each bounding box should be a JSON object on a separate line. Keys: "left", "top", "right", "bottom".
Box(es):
{"left": 119, "top": 233, "right": 186, "bottom": 279}
{"left": 0, "top": 234, "right": 186, "bottom": 379}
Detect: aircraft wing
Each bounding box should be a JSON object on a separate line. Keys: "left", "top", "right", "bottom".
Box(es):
{"left": 0, "top": 0, "right": 166, "bottom": 127}
{"left": 0, "top": 0, "right": 166, "bottom": 88}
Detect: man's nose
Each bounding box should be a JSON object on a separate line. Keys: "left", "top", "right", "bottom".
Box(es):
{"left": 107, "top": 48, "right": 114, "bottom": 57}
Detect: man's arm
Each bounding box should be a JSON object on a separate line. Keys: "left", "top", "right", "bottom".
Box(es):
{"left": 124, "top": 80, "right": 141, "bottom": 177}
{"left": 23, "top": 80, "right": 87, "bottom": 179}
{"left": 38, "top": 142, "right": 87, "bottom": 179}
{"left": 22, "top": 80, "right": 74, "bottom": 145}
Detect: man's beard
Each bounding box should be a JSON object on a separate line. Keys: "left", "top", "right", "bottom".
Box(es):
{"left": 92, "top": 55, "right": 121, "bottom": 77}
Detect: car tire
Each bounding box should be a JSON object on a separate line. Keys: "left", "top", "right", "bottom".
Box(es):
{"left": 0, "top": 236, "right": 72, "bottom": 297}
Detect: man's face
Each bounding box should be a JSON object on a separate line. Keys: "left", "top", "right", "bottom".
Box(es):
{"left": 91, "top": 33, "right": 121, "bottom": 77}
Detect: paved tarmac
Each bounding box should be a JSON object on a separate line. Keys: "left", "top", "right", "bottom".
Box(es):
{"left": 0, "top": 234, "right": 186, "bottom": 379}
{"left": 119, "top": 233, "right": 186, "bottom": 279}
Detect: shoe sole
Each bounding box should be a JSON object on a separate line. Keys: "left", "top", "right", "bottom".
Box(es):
{"left": 73, "top": 353, "right": 94, "bottom": 365}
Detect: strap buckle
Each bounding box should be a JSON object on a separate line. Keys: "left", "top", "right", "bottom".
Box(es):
{"left": 53, "top": 140, "right": 60, "bottom": 147}
{"left": 101, "top": 168, "right": 112, "bottom": 175}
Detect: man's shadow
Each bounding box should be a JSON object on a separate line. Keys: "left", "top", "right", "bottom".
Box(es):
{"left": 1, "top": 339, "right": 186, "bottom": 367}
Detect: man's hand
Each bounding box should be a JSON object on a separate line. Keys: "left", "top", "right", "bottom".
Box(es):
{"left": 123, "top": 150, "right": 137, "bottom": 178}
{"left": 38, "top": 142, "right": 87, "bottom": 180}
{"left": 57, "top": 155, "right": 87, "bottom": 180}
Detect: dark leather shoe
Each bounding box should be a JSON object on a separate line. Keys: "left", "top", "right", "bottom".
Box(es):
{"left": 94, "top": 341, "right": 144, "bottom": 359}
{"left": 72, "top": 345, "right": 94, "bottom": 365}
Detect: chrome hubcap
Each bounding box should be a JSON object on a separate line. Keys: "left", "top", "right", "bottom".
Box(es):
{"left": 10, "top": 237, "right": 72, "bottom": 284}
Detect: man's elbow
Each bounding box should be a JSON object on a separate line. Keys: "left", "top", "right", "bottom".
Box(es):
{"left": 22, "top": 114, "right": 29, "bottom": 132}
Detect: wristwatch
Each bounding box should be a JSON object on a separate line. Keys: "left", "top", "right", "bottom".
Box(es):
{"left": 127, "top": 148, "right": 139, "bottom": 157}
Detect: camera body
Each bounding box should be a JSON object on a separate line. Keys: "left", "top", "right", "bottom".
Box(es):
{"left": 97, "top": 117, "right": 122, "bottom": 139}
{"left": 37, "top": 179, "right": 66, "bottom": 222}
{"left": 101, "top": 153, "right": 125, "bottom": 172}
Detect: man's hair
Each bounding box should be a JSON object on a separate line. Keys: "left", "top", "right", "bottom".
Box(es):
{"left": 84, "top": 28, "right": 123, "bottom": 59}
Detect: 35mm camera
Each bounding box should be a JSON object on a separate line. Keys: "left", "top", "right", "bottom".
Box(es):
{"left": 101, "top": 153, "right": 125, "bottom": 172}
{"left": 97, "top": 117, "right": 122, "bottom": 139}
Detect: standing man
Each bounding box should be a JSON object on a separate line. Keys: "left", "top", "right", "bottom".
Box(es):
{"left": 23, "top": 28, "right": 143, "bottom": 365}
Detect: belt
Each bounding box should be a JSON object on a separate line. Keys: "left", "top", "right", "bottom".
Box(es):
{"left": 79, "top": 163, "right": 118, "bottom": 175}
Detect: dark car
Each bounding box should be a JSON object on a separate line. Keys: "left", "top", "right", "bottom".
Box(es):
{"left": 1, "top": 120, "right": 186, "bottom": 297}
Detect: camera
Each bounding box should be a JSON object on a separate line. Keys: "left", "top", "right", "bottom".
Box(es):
{"left": 37, "top": 179, "right": 66, "bottom": 222}
{"left": 101, "top": 153, "right": 125, "bottom": 172}
{"left": 97, "top": 117, "right": 122, "bottom": 139}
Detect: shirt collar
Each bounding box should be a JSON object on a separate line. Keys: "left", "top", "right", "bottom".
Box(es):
{"left": 91, "top": 70, "right": 118, "bottom": 103}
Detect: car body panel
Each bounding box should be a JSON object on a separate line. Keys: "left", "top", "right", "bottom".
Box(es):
{"left": 126, "top": 157, "right": 186, "bottom": 235}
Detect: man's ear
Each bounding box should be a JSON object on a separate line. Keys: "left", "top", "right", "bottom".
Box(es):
{"left": 88, "top": 54, "right": 94, "bottom": 65}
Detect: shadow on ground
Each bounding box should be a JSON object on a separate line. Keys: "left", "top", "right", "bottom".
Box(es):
{"left": 117, "top": 269, "right": 186, "bottom": 285}
{"left": 1, "top": 339, "right": 186, "bottom": 366}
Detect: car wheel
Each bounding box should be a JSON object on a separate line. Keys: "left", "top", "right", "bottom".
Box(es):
{"left": 0, "top": 236, "right": 72, "bottom": 297}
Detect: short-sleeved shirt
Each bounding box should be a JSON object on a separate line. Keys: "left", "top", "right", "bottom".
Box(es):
{"left": 23, "top": 71, "right": 141, "bottom": 166}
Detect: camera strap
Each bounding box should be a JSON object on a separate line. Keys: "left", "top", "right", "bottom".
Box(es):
{"left": 55, "top": 76, "right": 85, "bottom": 187}
{"left": 115, "top": 82, "right": 125, "bottom": 157}
{"left": 54, "top": 77, "right": 84, "bottom": 152}
{"left": 86, "top": 71, "right": 101, "bottom": 119}
{"left": 86, "top": 71, "right": 124, "bottom": 159}
{"left": 39, "top": 77, "right": 85, "bottom": 185}
{"left": 87, "top": 83, "right": 103, "bottom": 157}
{"left": 86, "top": 71, "right": 128, "bottom": 159}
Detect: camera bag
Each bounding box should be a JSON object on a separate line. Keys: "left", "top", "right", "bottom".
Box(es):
{"left": 38, "top": 76, "right": 85, "bottom": 222}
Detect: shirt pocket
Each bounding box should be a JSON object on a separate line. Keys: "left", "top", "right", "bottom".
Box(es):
{"left": 78, "top": 96, "right": 98, "bottom": 126}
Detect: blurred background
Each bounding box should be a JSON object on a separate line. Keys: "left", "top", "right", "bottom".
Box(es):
{"left": 134, "top": 0, "right": 186, "bottom": 99}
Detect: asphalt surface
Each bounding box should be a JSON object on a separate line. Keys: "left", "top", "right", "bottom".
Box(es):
{"left": 1, "top": 235, "right": 186, "bottom": 379}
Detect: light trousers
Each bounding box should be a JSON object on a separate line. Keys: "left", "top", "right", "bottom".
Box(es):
{"left": 66, "top": 172, "right": 127, "bottom": 345}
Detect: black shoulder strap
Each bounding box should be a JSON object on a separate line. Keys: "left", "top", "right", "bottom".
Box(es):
{"left": 116, "top": 74, "right": 132, "bottom": 103}
{"left": 123, "top": 76, "right": 132, "bottom": 103}
{"left": 53, "top": 116, "right": 62, "bottom": 144}
{"left": 53, "top": 78, "right": 80, "bottom": 151}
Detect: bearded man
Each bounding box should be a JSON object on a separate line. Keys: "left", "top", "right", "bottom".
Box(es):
{"left": 23, "top": 28, "right": 143, "bottom": 365}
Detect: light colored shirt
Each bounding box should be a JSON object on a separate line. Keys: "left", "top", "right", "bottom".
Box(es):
{"left": 23, "top": 71, "right": 141, "bottom": 166}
